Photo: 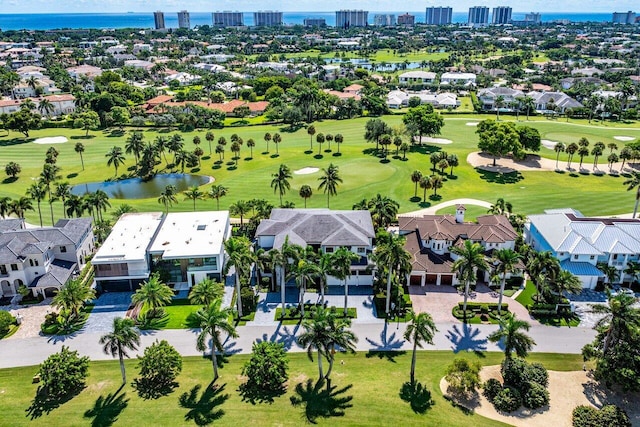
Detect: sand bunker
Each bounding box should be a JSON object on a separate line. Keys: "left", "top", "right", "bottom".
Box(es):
{"left": 614, "top": 136, "right": 635, "bottom": 142}
{"left": 541, "top": 139, "right": 562, "bottom": 150}
{"left": 414, "top": 137, "right": 453, "bottom": 145}
{"left": 294, "top": 167, "right": 319, "bottom": 175}
{"left": 466, "top": 122, "right": 480, "bottom": 126}
{"left": 33, "top": 136, "right": 68, "bottom": 144}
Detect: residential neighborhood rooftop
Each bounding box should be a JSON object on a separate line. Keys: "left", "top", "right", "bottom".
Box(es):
{"left": 92, "top": 212, "right": 163, "bottom": 264}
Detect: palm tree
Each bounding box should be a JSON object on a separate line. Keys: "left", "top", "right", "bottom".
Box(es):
{"left": 419, "top": 175, "right": 432, "bottom": 203}
{"left": 246, "top": 138, "right": 255, "bottom": 158}
{"left": 9, "top": 197, "right": 34, "bottom": 222}
{"left": 623, "top": 171, "right": 640, "bottom": 218}
{"left": 223, "top": 236, "right": 254, "bottom": 318}
{"left": 125, "top": 131, "right": 144, "bottom": 167}
{"left": 189, "top": 279, "right": 224, "bottom": 306}
{"left": 623, "top": 261, "right": 640, "bottom": 284}
{"left": 271, "top": 164, "right": 292, "bottom": 207}
{"left": 589, "top": 293, "right": 640, "bottom": 355}
{"left": 273, "top": 133, "right": 282, "bottom": 155}
{"left": 331, "top": 247, "right": 360, "bottom": 316}
{"left": 54, "top": 182, "right": 71, "bottom": 218}
{"left": 323, "top": 313, "right": 358, "bottom": 381}
{"left": 291, "top": 257, "right": 321, "bottom": 316}
{"left": 52, "top": 278, "right": 96, "bottom": 319}
{"left": 205, "top": 131, "right": 215, "bottom": 155}
{"left": 522, "top": 96, "right": 535, "bottom": 120}
{"left": 566, "top": 142, "right": 578, "bottom": 170}
{"left": 316, "top": 133, "right": 325, "bottom": 155}
{"left": 278, "top": 237, "right": 302, "bottom": 316}
{"left": 334, "top": 133, "right": 344, "bottom": 154}
{"left": 158, "top": 185, "right": 178, "bottom": 213}
{"left": 229, "top": 200, "right": 251, "bottom": 227}
{"left": 0, "top": 196, "right": 11, "bottom": 219}
{"left": 487, "top": 315, "right": 535, "bottom": 359}
{"left": 317, "top": 163, "right": 342, "bottom": 208}
{"left": 374, "top": 231, "right": 412, "bottom": 315}
{"left": 131, "top": 273, "right": 173, "bottom": 318}
{"left": 554, "top": 143, "right": 565, "bottom": 170}
{"left": 546, "top": 270, "right": 583, "bottom": 302}
{"left": 92, "top": 190, "right": 111, "bottom": 222}
{"left": 430, "top": 175, "right": 443, "bottom": 197}
{"left": 26, "top": 182, "right": 47, "bottom": 227}
{"left": 299, "top": 185, "right": 313, "bottom": 208}
{"left": 578, "top": 146, "right": 590, "bottom": 169}
{"left": 263, "top": 132, "right": 272, "bottom": 153}
{"left": 183, "top": 186, "right": 204, "bottom": 211}
{"left": 297, "top": 307, "right": 332, "bottom": 380}
{"left": 74, "top": 142, "right": 85, "bottom": 171}
{"left": 230, "top": 142, "right": 241, "bottom": 165}
{"left": 488, "top": 198, "right": 513, "bottom": 217}
{"left": 40, "top": 164, "right": 60, "bottom": 225}
{"left": 410, "top": 170, "right": 422, "bottom": 198}
{"left": 367, "top": 194, "right": 399, "bottom": 229}
{"left": 195, "top": 299, "right": 238, "bottom": 382}
{"left": 106, "top": 146, "right": 125, "bottom": 177}
{"left": 167, "top": 134, "right": 184, "bottom": 165}
{"left": 451, "top": 240, "right": 488, "bottom": 316}
{"left": 99, "top": 317, "right": 140, "bottom": 384}
{"left": 38, "top": 98, "right": 55, "bottom": 116}
{"left": 493, "top": 249, "right": 521, "bottom": 315}
{"left": 404, "top": 311, "right": 437, "bottom": 384}
{"left": 208, "top": 185, "right": 228, "bottom": 210}
{"left": 591, "top": 142, "right": 605, "bottom": 170}
{"left": 494, "top": 95, "right": 505, "bottom": 120}
{"left": 307, "top": 125, "right": 316, "bottom": 151}
{"left": 597, "top": 262, "right": 621, "bottom": 288}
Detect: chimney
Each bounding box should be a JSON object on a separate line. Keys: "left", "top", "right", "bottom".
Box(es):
{"left": 455, "top": 204, "right": 466, "bottom": 223}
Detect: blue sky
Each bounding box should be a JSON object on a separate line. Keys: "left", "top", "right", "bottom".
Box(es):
{"left": 0, "top": 0, "right": 636, "bottom": 13}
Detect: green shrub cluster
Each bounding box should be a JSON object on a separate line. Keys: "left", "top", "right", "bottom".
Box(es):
{"left": 0, "top": 311, "right": 16, "bottom": 335}
{"left": 38, "top": 346, "right": 89, "bottom": 398}
{"left": 493, "top": 387, "right": 522, "bottom": 412}
{"left": 483, "top": 358, "right": 549, "bottom": 413}
{"left": 572, "top": 405, "right": 631, "bottom": 427}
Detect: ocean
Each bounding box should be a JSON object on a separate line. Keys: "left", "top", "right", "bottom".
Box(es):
{"left": 0, "top": 12, "right": 616, "bottom": 31}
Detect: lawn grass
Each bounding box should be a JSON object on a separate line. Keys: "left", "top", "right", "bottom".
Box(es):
{"left": 162, "top": 299, "right": 202, "bottom": 329}
{"left": 1, "top": 114, "right": 639, "bottom": 226}
{"left": 0, "top": 323, "right": 19, "bottom": 340}
{"left": 0, "top": 351, "right": 585, "bottom": 426}
{"left": 515, "top": 280, "right": 537, "bottom": 308}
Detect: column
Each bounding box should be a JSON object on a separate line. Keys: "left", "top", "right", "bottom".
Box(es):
{"left": 436, "top": 274, "right": 441, "bottom": 286}
{"left": 420, "top": 274, "right": 426, "bottom": 287}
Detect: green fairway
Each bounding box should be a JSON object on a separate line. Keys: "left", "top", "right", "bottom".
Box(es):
{"left": 1, "top": 114, "right": 639, "bottom": 226}
{"left": 0, "top": 351, "right": 584, "bottom": 426}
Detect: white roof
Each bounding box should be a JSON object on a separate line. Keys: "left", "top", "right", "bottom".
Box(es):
{"left": 441, "top": 72, "right": 476, "bottom": 80}
{"left": 399, "top": 71, "right": 436, "bottom": 79}
{"left": 149, "top": 211, "right": 230, "bottom": 259}
{"left": 92, "top": 212, "right": 163, "bottom": 264}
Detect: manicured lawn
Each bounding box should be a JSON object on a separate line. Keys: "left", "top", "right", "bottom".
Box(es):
{"left": 162, "top": 299, "right": 202, "bottom": 329}
{"left": 1, "top": 114, "right": 639, "bottom": 227}
{"left": 0, "top": 351, "right": 585, "bottom": 426}
{"left": 515, "top": 281, "right": 537, "bottom": 308}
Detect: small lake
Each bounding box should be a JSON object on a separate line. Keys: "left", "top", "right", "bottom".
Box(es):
{"left": 70, "top": 173, "right": 210, "bottom": 200}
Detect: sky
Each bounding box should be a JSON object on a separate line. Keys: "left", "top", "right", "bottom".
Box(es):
{"left": 0, "top": 0, "right": 636, "bottom": 13}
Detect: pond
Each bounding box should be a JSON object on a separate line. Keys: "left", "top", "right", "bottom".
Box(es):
{"left": 70, "top": 173, "right": 210, "bottom": 200}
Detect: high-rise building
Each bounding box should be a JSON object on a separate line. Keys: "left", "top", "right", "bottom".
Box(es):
{"left": 213, "top": 11, "right": 244, "bottom": 26}
{"left": 374, "top": 14, "right": 396, "bottom": 26}
{"left": 525, "top": 12, "right": 542, "bottom": 24}
{"left": 397, "top": 13, "right": 415, "bottom": 26}
{"left": 177, "top": 10, "right": 190, "bottom": 29}
{"left": 492, "top": 6, "right": 512, "bottom": 24}
{"left": 253, "top": 11, "right": 283, "bottom": 26}
{"left": 468, "top": 6, "right": 489, "bottom": 25}
{"left": 153, "top": 11, "right": 165, "bottom": 30}
{"left": 336, "top": 10, "right": 369, "bottom": 28}
{"left": 303, "top": 18, "right": 326, "bottom": 27}
{"left": 425, "top": 7, "right": 452, "bottom": 25}
{"left": 612, "top": 11, "right": 636, "bottom": 24}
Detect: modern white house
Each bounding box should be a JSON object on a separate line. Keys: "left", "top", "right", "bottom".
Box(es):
{"left": 398, "top": 71, "right": 437, "bottom": 86}
{"left": 0, "top": 218, "right": 94, "bottom": 298}
{"left": 255, "top": 209, "right": 376, "bottom": 287}
{"left": 525, "top": 209, "right": 640, "bottom": 289}
{"left": 440, "top": 72, "right": 477, "bottom": 86}
{"left": 399, "top": 206, "right": 520, "bottom": 287}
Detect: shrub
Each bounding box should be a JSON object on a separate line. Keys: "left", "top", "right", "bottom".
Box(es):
{"left": 240, "top": 287, "right": 257, "bottom": 314}
{"left": 573, "top": 405, "right": 631, "bottom": 427}
{"left": 38, "top": 346, "right": 89, "bottom": 397}
{"left": 493, "top": 387, "right": 522, "bottom": 413}
{"left": 523, "top": 381, "right": 550, "bottom": 409}
{"left": 0, "top": 310, "right": 15, "bottom": 334}
{"left": 134, "top": 340, "right": 182, "bottom": 399}
{"left": 527, "top": 363, "right": 549, "bottom": 387}
{"left": 240, "top": 341, "right": 288, "bottom": 402}
{"left": 599, "top": 405, "right": 632, "bottom": 427}
{"left": 445, "top": 358, "right": 481, "bottom": 398}
{"left": 483, "top": 378, "right": 503, "bottom": 401}
{"left": 501, "top": 358, "right": 529, "bottom": 390}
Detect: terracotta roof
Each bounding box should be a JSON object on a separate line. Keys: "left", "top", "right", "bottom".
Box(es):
{"left": 404, "top": 230, "right": 455, "bottom": 274}
{"left": 144, "top": 98, "right": 269, "bottom": 114}
{"left": 399, "top": 214, "right": 517, "bottom": 244}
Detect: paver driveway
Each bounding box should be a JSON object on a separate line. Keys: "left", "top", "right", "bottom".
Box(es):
{"left": 82, "top": 292, "right": 133, "bottom": 333}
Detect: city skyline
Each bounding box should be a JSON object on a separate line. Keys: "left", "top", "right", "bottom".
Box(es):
{"left": 0, "top": 0, "right": 637, "bottom": 14}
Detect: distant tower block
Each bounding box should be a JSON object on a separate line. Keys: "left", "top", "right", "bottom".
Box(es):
{"left": 154, "top": 11, "right": 165, "bottom": 30}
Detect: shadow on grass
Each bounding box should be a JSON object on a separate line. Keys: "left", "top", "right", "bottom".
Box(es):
{"left": 476, "top": 168, "right": 523, "bottom": 184}
{"left": 83, "top": 385, "right": 129, "bottom": 427}
{"left": 399, "top": 381, "right": 435, "bottom": 414}
{"left": 0, "top": 137, "right": 33, "bottom": 146}
{"left": 313, "top": 154, "right": 323, "bottom": 159}
{"left": 238, "top": 381, "right": 286, "bottom": 405}
{"left": 332, "top": 152, "right": 342, "bottom": 157}
{"left": 179, "top": 382, "right": 229, "bottom": 426}
{"left": 409, "top": 196, "right": 422, "bottom": 203}
{"left": 66, "top": 172, "right": 79, "bottom": 179}
{"left": 70, "top": 135, "right": 96, "bottom": 140}
{"left": 379, "top": 159, "right": 391, "bottom": 164}
{"left": 226, "top": 165, "right": 238, "bottom": 171}
{"left": 290, "top": 379, "right": 353, "bottom": 424}
{"left": 133, "top": 376, "right": 180, "bottom": 400}
{"left": 26, "top": 385, "right": 85, "bottom": 419}
{"left": 304, "top": 150, "right": 313, "bottom": 155}
{"left": 106, "top": 130, "right": 125, "bottom": 138}
{"left": 270, "top": 154, "right": 280, "bottom": 159}
{"left": 418, "top": 201, "right": 431, "bottom": 208}
{"left": 429, "top": 194, "right": 443, "bottom": 201}
{"left": 2, "top": 176, "right": 18, "bottom": 184}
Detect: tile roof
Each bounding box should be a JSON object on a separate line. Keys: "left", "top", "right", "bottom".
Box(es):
{"left": 398, "top": 214, "right": 517, "bottom": 244}
{"left": 404, "top": 230, "right": 454, "bottom": 274}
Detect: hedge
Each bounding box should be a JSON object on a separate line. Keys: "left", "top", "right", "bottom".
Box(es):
{"left": 457, "top": 302, "right": 508, "bottom": 312}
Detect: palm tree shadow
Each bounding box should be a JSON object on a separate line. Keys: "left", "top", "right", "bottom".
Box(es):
{"left": 290, "top": 379, "right": 353, "bottom": 424}
{"left": 83, "top": 385, "right": 129, "bottom": 427}
{"left": 365, "top": 321, "right": 406, "bottom": 362}
{"left": 179, "top": 382, "right": 229, "bottom": 426}
{"left": 445, "top": 323, "right": 487, "bottom": 356}
{"left": 399, "top": 381, "right": 435, "bottom": 414}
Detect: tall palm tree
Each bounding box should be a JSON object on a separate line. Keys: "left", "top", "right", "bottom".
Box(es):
{"left": 418, "top": 175, "right": 432, "bottom": 203}
{"left": 205, "top": 131, "right": 214, "bottom": 155}
{"left": 9, "top": 197, "right": 34, "bottom": 222}
{"left": 263, "top": 132, "right": 272, "bottom": 153}
{"left": 521, "top": 96, "right": 535, "bottom": 121}
{"left": 410, "top": 170, "right": 423, "bottom": 198}
{"left": 208, "top": 185, "right": 228, "bottom": 211}
{"left": 195, "top": 299, "right": 238, "bottom": 382}
{"left": 229, "top": 200, "right": 250, "bottom": 227}
{"left": 223, "top": 236, "right": 254, "bottom": 318}
{"left": 404, "top": 311, "right": 437, "bottom": 384}
{"left": 74, "top": 142, "right": 85, "bottom": 171}
{"left": 334, "top": 133, "right": 344, "bottom": 154}
{"left": 291, "top": 258, "right": 321, "bottom": 317}
{"left": 297, "top": 307, "right": 332, "bottom": 380}
{"left": 189, "top": 279, "right": 224, "bottom": 306}
{"left": 167, "top": 134, "right": 184, "bottom": 165}
{"left": 318, "top": 163, "right": 342, "bottom": 208}
{"left": 26, "top": 182, "right": 47, "bottom": 227}
{"left": 271, "top": 164, "right": 292, "bottom": 207}
{"left": 307, "top": 125, "right": 316, "bottom": 151}
{"left": 367, "top": 194, "right": 399, "bottom": 229}
{"left": 158, "top": 185, "right": 178, "bottom": 213}
{"left": 299, "top": 185, "right": 313, "bottom": 208}
{"left": 566, "top": 142, "right": 578, "bottom": 170}
{"left": 54, "top": 182, "right": 71, "bottom": 218}
{"left": 591, "top": 142, "right": 605, "bottom": 170}
{"left": 246, "top": 138, "right": 255, "bottom": 158}
{"left": 52, "top": 278, "right": 96, "bottom": 319}
{"left": 323, "top": 313, "right": 358, "bottom": 381}
{"left": 183, "top": 186, "right": 204, "bottom": 211}
{"left": 493, "top": 248, "right": 521, "bottom": 315}
{"left": 331, "top": 247, "right": 360, "bottom": 316}
{"left": 488, "top": 198, "right": 513, "bottom": 217}
{"left": 38, "top": 98, "right": 55, "bottom": 116}
{"left": 494, "top": 95, "right": 505, "bottom": 120}
{"left": 623, "top": 171, "right": 640, "bottom": 218}
{"left": 125, "top": 131, "right": 144, "bottom": 167}
{"left": 278, "top": 237, "right": 302, "bottom": 317}
{"left": 99, "top": 317, "right": 140, "bottom": 384}
{"left": 596, "top": 262, "right": 620, "bottom": 287}
{"left": 554, "top": 142, "right": 565, "bottom": 169}
{"left": 590, "top": 292, "right": 640, "bottom": 355}
{"left": 92, "top": 190, "right": 111, "bottom": 222}
{"left": 273, "top": 133, "right": 282, "bottom": 155}
{"left": 374, "top": 231, "right": 412, "bottom": 315}
{"left": 430, "top": 175, "right": 443, "bottom": 197}
{"left": 131, "top": 273, "right": 173, "bottom": 318}
{"left": 0, "top": 197, "right": 11, "bottom": 219}
{"left": 106, "top": 146, "right": 125, "bottom": 177}
{"left": 451, "top": 240, "right": 488, "bottom": 315}
{"left": 487, "top": 315, "right": 535, "bottom": 359}
{"left": 546, "top": 270, "right": 583, "bottom": 302}
{"left": 623, "top": 261, "right": 640, "bottom": 284}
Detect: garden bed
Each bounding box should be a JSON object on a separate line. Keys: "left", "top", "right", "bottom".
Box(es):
{"left": 451, "top": 302, "right": 509, "bottom": 324}
{"left": 373, "top": 293, "right": 413, "bottom": 322}
{"left": 274, "top": 304, "right": 357, "bottom": 325}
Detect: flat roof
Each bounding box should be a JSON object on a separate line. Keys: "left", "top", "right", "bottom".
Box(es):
{"left": 149, "top": 211, "right": 229, "bottom": 259}
{"left": 92, "top": 212, "right": 163, "bottom": 264}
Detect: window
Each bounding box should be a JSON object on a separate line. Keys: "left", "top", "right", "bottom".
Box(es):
{"left": 0, "top": 265, "right": 6, "bottom": 275}
{"left": 60, "top": 246, "right": 67, "bottom": 253}
{"left": 590, "top": 255, "right": 595, "bottom": 260}
{"left": 325, "top": 247, "right": 334, "bottom": 253}
{"left": 573, "top": 255, "right": 579, "bottom": 260}
{"left": 10, "top": 264, "right": 18, "bottom": 271}
{"left": 559, "top": 252, "right": 564, "bottom": 256}
{"left": 29, "top": 259, "right": 33, "bottom": 267}
{"left": 613, "top": 254, "right": 618, "bottom": 260}
{"left": 357, "top": 247, "right": 365, "bottom": 254}
{"left": 34, "top": 260, "right": 39, "bottom": 266}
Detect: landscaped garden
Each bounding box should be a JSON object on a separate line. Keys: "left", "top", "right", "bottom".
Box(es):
{"left": 451, "top": 302, "right": 510, "bottom": 324}
{"left": 274, "top": 304, "right": 357, "bottom": 325}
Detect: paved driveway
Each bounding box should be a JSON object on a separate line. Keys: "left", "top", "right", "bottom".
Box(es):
{"left": 409, "top": 284, "right": 537, "bottom": 324}
{"left": 82, "top": 292, "right": 133, "bottom": 333}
